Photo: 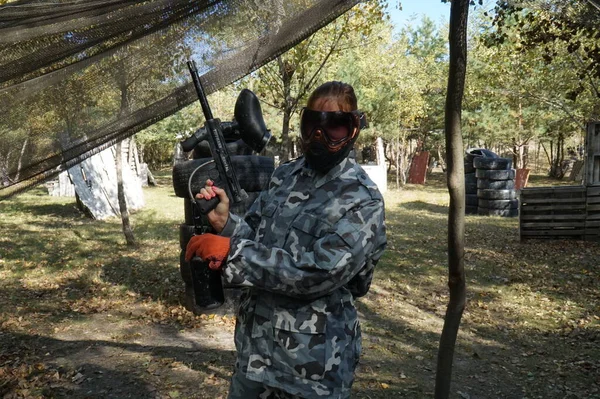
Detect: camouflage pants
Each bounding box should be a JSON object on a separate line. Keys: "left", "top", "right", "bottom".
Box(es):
{"left": 227, "top": 369, "right": 305, "bottom": 399}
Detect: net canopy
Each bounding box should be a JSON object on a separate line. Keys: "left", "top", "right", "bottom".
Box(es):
{"left": 0, "top": 0, "right": 360, "bottom": 199}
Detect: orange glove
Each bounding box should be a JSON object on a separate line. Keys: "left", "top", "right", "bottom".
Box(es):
{"left": 185, "top": 233, "right": 231, "bottom": 271}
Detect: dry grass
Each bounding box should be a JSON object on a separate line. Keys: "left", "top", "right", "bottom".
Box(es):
{"left": 0, "top": 170, "right": 598, "bottom": 399}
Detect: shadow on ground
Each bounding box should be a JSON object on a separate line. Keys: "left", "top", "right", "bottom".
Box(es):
{"left": 0, "top": 328, "right": 235, "bottom": 399}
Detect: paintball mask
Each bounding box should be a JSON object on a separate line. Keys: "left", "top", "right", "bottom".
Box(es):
{"left": 300, "top": 108, "right": 367, "bottom": 173}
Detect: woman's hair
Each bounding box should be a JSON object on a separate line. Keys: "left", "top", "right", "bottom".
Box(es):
{"left": 307, "top": 81, "right": 358, "bottom": 112}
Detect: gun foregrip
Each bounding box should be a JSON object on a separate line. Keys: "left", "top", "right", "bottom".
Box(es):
{"left": 195, "top": 196, "right": 220, "bottom": 214}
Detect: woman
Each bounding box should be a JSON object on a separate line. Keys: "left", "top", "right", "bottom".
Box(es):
{"left": 186, "top": 81, "right": 387, "bottom": 399}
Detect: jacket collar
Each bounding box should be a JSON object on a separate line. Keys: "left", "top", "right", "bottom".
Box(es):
{"left": 292, "top": 151, "right": 356, "bottom": 188}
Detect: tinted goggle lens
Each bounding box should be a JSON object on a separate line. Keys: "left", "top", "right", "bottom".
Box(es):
{"left": 300, "top": 108, "right": 359, "bottom": 144}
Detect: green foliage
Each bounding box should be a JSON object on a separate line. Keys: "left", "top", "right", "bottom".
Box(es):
{"left": 241, "top": 1, "right": 389, "bottom": 158}
{"left": 6, "top": 0, "right": 597, "bottom": 176}
{"left": 136, "top": 87, "right": 239, "bottom": 168}
{"left": 464, "top": 4, "right": 597, "bottom": 168}
{"left": 488, "top": 0, "right": 600, "bottom": 102}
{"left": 333, "top": 14, "right": 448, "bottom": 153}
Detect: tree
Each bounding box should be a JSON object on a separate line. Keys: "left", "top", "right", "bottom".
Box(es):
{"left": 331, "top": 14, "right": 449, "bottom": 186}
{"left": 248, "top": 1, "right": 387, "bottom": 161}
{"left": 93, "top": 23, "right": 193, "bottom": 243}
{"left": 402, "top": 15, "right": 449, "bottom": 143}
{"left": 468, "top": 1, "right": 599, "bottom": 174}
{"left": 435, "top": 0, "right": 469, "bottom": 398}
{"left": 488, "top": 0, "right": 600, "bottom": 114}
{"left": 464, "top": 28, "right": 549, "bottom": 168}
{"left": 336, "top": 20, "right": 427, "bottom": 185}
{"left": 115, "top": 139, "right": 136, "bottom": 246}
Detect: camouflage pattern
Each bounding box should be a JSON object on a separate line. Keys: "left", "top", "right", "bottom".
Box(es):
{"left": 221, "top": 153, "right": 387, "bottom": 399}
{"left": 228, "top": 369, "right": 305, "bottom": 399}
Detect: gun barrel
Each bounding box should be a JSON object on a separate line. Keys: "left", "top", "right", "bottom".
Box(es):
{"left": 187, "top": 60, "right": 213, "bottom": 120}
{"left": 186, "top": 59, "right": 247, "bottom": 213}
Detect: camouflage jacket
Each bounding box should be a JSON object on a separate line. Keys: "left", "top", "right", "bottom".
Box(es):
{"left": 220, "top": 153, "right": 387, "bottom": 399}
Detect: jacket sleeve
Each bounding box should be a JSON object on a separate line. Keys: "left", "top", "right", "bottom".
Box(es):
{"left": 222, "top": 197, "right": 386, "bottom": 300}
{"left": 219, "top": 189, "right": 265, "bottom": 240}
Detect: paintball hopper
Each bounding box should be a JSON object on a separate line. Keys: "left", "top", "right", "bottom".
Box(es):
{"left": 181, "top": 89, "right": 271, "bottom": 152}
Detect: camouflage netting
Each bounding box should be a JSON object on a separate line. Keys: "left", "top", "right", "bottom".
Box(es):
{"left": 0, "top": 0, "right": 360, "bottom": 199}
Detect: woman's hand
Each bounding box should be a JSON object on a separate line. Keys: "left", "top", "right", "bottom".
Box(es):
{"left": 196, "top": 179, "right": 229, "bottom": 233}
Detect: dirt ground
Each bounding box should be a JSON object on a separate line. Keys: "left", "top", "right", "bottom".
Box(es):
{"left": 1, "top": 172, "right": 599, "bottom": 399}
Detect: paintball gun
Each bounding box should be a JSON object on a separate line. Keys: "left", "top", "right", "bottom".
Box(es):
{"left": 184, "top": 60, "right": 271, "bottom": 216}
{"left": 182, "top": 59, "right": 271, "bottom": 310}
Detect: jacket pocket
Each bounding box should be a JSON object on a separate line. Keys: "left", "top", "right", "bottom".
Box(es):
{"left": 285, "top": 213, "right": 332, "bottom": 256}
{"left": 256, "top": 201, "right": 279, "bottom": 246}
{"left": 271, "top": 309, "right": 328, "bottom": 381}
{"left": 251, "top": 296, "right": 273, "bottom": 339}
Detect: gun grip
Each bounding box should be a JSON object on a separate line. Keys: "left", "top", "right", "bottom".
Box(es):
{"left": 195, "top": 196, "right": 220, "bottom": 214}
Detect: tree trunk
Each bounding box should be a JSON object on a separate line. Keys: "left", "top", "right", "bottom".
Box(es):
{"left": 12, "top": 137, "right": 28, "bottom": 183}
{"left": 437, "top": 145, "right": 447, "bottom": 172}
{"left": 513, "top": 101, "right": 524, "bottom": 169}
{"left": 557, "top": 133, "right": 566, "bottom": 178}
{"left": 548, "top": 133, "right": 566, "bottom": 178}
{"left": 115, "top": 62, "right": 136, "bottom": 246}
{"left": 281, "top": 107, "right": 292, "bottom": 162}
{"left": 512, "top": 139, "right": 529, "bottom": 170}
{"left": 384, "top": 141, "right": 393, "bottom": 174}
{"left": 512, "top": 102, "right": 531, "bottom": 169}
{"left": 1, "top": 153, "right": 12, "bottom": 186}
{"left": 435, "top": 1, "right": 468, "bottom": 398}
{"left": 396, "top": 137, "right": 401, "bottom": 188}
{"left": 115, "top": 140, "right": 136, "bottom": 246}
{"left": 147, "top": 168, "right": 157, "bottom": 186}
{"left": 279, "top": 57, "right": 294, "bottom": 162}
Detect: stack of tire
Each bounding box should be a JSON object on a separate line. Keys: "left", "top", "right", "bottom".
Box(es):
{"left": 172, "top": 140, "right": 274, "bottom": 314}
{"left": 464, "top": 148, "right": 497, "bottom": 215}
{"left": 474, "top": 155, "right": 518, "bottom": 217}
{"left": 464, "top": 148, "right": 518, "bottom": 217}
{"left": 464, "top": 152, "right": 479, "bottom": 215}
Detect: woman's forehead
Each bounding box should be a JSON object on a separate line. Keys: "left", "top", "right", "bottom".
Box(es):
{"left": 310, "top": 97, "right": 352, "bottom": 112}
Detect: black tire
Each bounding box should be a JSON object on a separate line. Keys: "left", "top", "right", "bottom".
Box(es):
{"left": 183, "top": 198, "right": 208, "bottom": 226}
{"left": 464, "top": 160, "right": 475, "bottom": 174}
{"left": 477, "top": 189, "right": 517, "bottom": 200}
{"left": 465, "top": 183, "right": 478, "bottom": 193}
{"left": 477, "top": 207, "right": 518, "bottom": 217}
{"left": 179, "top": 250, "right": 232, "bottom": 315}
{"left": 477, "top": 179, "right": 515, "bottom": 190}
{"left": 465, "top": 172, "right": 477, "bottom": 185}
{"left": 473, "top": 157, "right": 512, "bottom": 170}
{"left": 172, "top": 155, "right": 274, "bottom": 198}
{"left": 466, "top": 194, "right": 478, "bottom": 206}
{"left": 466, "top": 205, "right": 478, "bottom": 215}
{"left": 179, "top": 223, "right": 196, "bottom": 251}
{"left": 478, "top": 199, "right": 519, "bottom": 210}
{"left": 193, "top": 139, "right": 253, "bottom": 158}
{"left": 179, "top": 249, "right": 193, "bottom": 286}
{"left": 476, "top": 169, "right": 516, "bottom": 180}
{"left": 465, "top": 148, "right": 498, "bottom": 163}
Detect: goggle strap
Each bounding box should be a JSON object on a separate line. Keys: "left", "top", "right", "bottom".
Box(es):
{"left": 356, "top": 112, "right": 368, "bottom": 130}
